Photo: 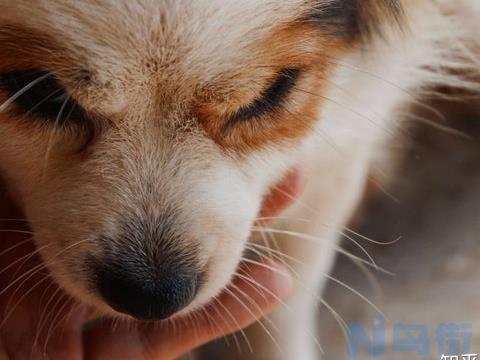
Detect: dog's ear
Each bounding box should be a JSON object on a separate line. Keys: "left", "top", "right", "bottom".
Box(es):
{"left": 304, "top": 0, "right": 405, "bottom": 41}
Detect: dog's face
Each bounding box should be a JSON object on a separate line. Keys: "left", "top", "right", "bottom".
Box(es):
{"left": 0, "top": 1, "right": 403, "bottom": 320}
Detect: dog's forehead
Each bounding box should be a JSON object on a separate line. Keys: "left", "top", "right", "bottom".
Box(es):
{"left": 1, "top": 1, "right": 308, "bottom": 80}
{"left": 0, "top": 0, "right": 405, "bottom": 114}
{"left": 0, "top": 0, "right": 406, "bottom": 80}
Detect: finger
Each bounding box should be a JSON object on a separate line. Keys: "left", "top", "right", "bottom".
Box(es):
{"left": 41, "top": 306, "right": 90, "bottom": 360}
{"left": 0, "top": 297, "right": 88, "bottom": 360}
{"left": 178, "top": 261, "right": 292, "bottom": 347}
{"left": 83, "top": 261, "right": 292, "bottom": 360}
{"left": 259, "top": 167, "right": 306, "bottom": 219}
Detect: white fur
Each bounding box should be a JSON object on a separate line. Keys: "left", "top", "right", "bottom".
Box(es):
{"left": 0, "top": 1, "right": 478, "bottom": 359}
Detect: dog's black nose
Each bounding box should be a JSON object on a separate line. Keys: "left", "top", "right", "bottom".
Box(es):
{"left": 96, "top": 266, "right": 199, "bottom": 320}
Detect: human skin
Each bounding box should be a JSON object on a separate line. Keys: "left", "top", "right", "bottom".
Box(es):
{"left": 0, "top": 168, "right": 304, "bottom": 360}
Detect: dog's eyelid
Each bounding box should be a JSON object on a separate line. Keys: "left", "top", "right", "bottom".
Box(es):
{"left": 227, "top": 67, "right": 301, "bottom": 126}
{"left": 0, "top": 70, "right": 87, "bottom": 126}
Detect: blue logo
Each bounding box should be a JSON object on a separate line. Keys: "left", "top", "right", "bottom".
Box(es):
{"left": 346, "top": 316, "right": 474, "bottom": 358}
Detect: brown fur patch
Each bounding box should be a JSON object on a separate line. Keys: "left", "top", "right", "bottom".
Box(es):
{"left": 194, "top": 23, "right": 347, "bottom": 153}
{"left": 0, "top": 24, "right": 88, "bottom": 85}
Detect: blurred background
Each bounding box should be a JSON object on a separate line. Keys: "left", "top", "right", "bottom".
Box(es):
{"left": 318, "top": 95, "right": 480, "bottom": 359}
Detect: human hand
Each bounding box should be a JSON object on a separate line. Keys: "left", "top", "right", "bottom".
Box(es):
{"left": 0, "top": 168, "right": 304, "bottom": 360}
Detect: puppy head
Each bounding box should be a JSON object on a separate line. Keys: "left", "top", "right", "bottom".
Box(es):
{"left": 0, "top": 1, "right": 403, "bottom": 320}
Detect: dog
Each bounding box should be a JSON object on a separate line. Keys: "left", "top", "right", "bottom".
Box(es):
{"left": 0, "top": 1, "right": 478, "bottom": 359}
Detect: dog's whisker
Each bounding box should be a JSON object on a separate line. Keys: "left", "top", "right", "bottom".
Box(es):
{"left": 248, "top": 81, "right": 345, "bottom": 155}
{"left": 246, "top": 243, "right": 384, "bottom": 316}
{"left": 211, "top": 296, "right": 248, "bottom": 352}
{"left": 0, "top": 237, "right": 33, "bottom": 257}
{"left": 0, "top": 72, "right": 52, "bottom": 113}
{"left": 255, "top": 218, "right": 277, "bottom": 268}
{"left": 235, "top": 268, "right": 325, "bottom": 355}
{"left": 223, "top": 286, "right": 282, "bottom": 354}
{"left": 240, "top": 255, "right": 349, "bottom": 352}
{"left": 33, "top": 283, "right": 64, "bottom": 350}
{"left": 254, "top": 76, "right": 392, "bottom": 141}
{"left": 22, "top": 88, "right": 66, "bottom": 119}
{"left": 343, "top": 227, "right": 402, "bottom": 246}
{"left": 59, "top": 302, "right": 82, "bottom": 340}
{"left": 0, "top": 229, "right": 34, "bottom": 235}
{"left": 42, "top": 293, "right": 68, "bottom": 355}
{"left": 1, "top": 271, "right": 52, "bottom": 330}
{"left": 252, "top": 226, "right": 394, "bottom": 275}
{"left": 41, "top": 93, "right": 72, "bottom": 178}
{"left": 0, "top": 242, "right": 49, "bottom": 279}
{"left": 254, "top": 214, "right": 400, "bottom": 248}
{"left": 351, "top": 259, "right": 385, "bottom": 311}
{"left": 254, "top": 216, "right": 311, "bottom": 223}
{"left": 229, "top": 282, "right": 278, "bottom": 332}
{"left": 318, "top": 296, "right": 352, "bottom": 349}
{"left": 333, "top": 230, "right": 379, "bottom": 270}
{"left": 256, "top": 201, "right": 394, "bottom": 260}
{"left": 43, "top": 295, "right": 73, "bottom": 350}
{"left": 323, "top": 273, "right": 384, "bottom": 317}
{"left": 0, "top": 218, "right": 29, "bottom": 222}
{"left": 246, "top": 243, "right": 307, "bottom": 267}
{"left": 200, "top": 305, "right": 232, "bottom": 348}
{"left": 399, "top": 110, "right": 472, "bottom": 139}
{"left": 197, "top": 306, "right": 224, "bottom": 345}
{"left": 0, "top": 238, "right": 89, "bottom": 298}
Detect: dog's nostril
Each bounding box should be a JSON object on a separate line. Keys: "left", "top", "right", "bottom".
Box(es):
{"left": 96, "top": 266, "right": 200, "bottom": 320}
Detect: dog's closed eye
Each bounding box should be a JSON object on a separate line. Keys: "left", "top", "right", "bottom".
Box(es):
{"left": 227, "top": 67, "right": 300, "bottom": 126}
{"left": 0, "top": 70, "right": 86, "bottom": 125}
